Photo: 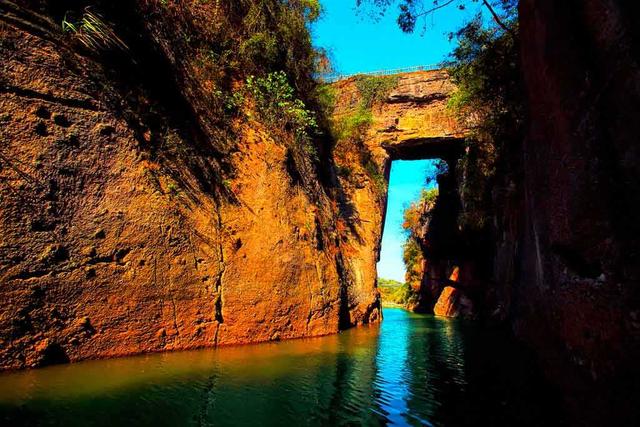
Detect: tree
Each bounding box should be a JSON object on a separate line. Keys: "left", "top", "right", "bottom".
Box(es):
{"left": 446, "top": 13, "right": 523, "bottom": 230}
{"left": 356, "top": 0, "right": 517, "bottom": 36}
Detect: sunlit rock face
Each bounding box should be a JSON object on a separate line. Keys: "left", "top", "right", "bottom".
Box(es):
{"left": 0, "top": 2, "right": 380, "bottom": 370}
{"left": 332, "top": 70, "right": 465, "bottom": 163}
{"left": 433, "top": 286, "right": 474, "bottom": 319}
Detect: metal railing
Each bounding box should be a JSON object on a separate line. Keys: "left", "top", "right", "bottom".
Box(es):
{"left": 322, "top": 64, "right": 443, "bottom": 83}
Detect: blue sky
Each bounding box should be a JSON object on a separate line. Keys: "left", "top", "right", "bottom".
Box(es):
{"left": 312, "top": 0, "right": 476, "bottom": 282}
{"left": 378, "top": 160, "right": 438, "bottom": 282}
{"left": 311, "top": 0, "right": 480, "bottom": 75}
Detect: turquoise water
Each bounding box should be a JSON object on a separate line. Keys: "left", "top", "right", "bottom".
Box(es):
{"left": 0, "top": 308, "right": 561, "bottom": 426}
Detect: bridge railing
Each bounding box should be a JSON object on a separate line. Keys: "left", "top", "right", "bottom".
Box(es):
{"left": 321, "top": 64, "right": 443, "bottom": 83}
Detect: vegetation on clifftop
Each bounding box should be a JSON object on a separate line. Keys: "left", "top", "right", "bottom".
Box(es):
{"left": 245, "top": 71, "right": 319, "bottom": 156}
{"left": 53, "top": 0, "right": 334, "bottom": 199}
{"left": 446, "top": 10, "right": 522, "bottom": 231}
{"left": 327, "top": 74, "right": 399, "bottom": 194}
{"left": 331, "top": 75, "right": 399, "bottom": 142}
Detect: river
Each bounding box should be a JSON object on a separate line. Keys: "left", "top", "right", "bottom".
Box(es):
{"left": 0, "top": 308, "right": 562, "bottom": 426}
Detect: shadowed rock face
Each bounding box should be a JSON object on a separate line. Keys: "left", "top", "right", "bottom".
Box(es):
{"left": 334, "top": 8, "right": 640, "bottom": 418}
{"left": 517, "top": 0, "right": 640, "bottom": 369}
{"left": 503, "top": 0, "right": 640, "bottom": 423}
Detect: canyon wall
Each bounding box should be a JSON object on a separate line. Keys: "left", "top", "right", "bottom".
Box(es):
{"left": 0, "top": 10, "right": 465, "bottom": 370}
{"left": 336, "top": 4, "right": 640, "bottom": 420}
{"left": 498, "top": 0, "right": 640, "bottom": 422}
{"left": 0, "top": 1, "right": 384, "bottom": 370}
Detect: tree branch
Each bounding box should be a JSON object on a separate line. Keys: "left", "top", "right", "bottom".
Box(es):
{"left": 413, "top": 0, "right": 458, "bottom": 19}
{"left": 413, "top": 1, "right": 515, "bottom": 38}
{"left": 481, "top": 0, "right": 516, "bottom": 37}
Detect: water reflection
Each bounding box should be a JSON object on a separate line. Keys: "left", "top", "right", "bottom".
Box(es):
{"left": 374, "top": 306, "right": 414, "bottom": 424}
{"left": 0, "top": 308, "right": 561, "bottom": 426}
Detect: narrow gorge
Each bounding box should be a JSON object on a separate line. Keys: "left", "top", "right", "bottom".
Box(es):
{"left": 0, "top": 0, "right": 638, "bottom": 425}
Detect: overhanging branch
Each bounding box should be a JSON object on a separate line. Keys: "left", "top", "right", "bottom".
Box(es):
{"left": 413, "top": 0, "right": 516, "bottom": 38}
{"left": 481, "top": 0, "right": 516, "bottom": 37}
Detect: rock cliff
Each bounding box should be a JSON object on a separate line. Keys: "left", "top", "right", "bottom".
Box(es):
{"left": 501, "top": 0, "right": 640, "bottom": 422}
{"left": 334, "top": 3, "right": 640, "bottom": 420}
{"left": 0, "top": 0, "right": 386, "bottom": 370}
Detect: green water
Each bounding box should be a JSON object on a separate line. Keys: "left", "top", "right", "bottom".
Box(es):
{"left": 0, "top": 308, "right": 561, "bottom": 426}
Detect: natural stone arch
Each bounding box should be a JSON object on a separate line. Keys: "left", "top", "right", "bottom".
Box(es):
{"left": 330, "top": 70, "right": 468, "bottom": 319}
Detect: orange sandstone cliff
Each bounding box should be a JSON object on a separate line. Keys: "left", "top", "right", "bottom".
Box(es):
{"left": 0, "top": 1, "right": 388, "bottom": 370}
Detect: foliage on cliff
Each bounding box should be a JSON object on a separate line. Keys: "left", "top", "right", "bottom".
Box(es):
{"left": 403, "top": 188, "right": 439, "bottom": 235}
{"left": 328, "top": 75, "right": 398, "bottom": 193}
{"left": 446, "top": 12, "right": 523, "bottom": 231}
{"left": 402, "top": 188, "right": 438, "bottom": 284}
{"left": 51, "top": 0, "right": 329, "bottom": 192}
{"left": 245, "top": 71, "right": 319, "bottom": 156}
{"left": 332, "top": 75, "right": 398, "bottom": 141}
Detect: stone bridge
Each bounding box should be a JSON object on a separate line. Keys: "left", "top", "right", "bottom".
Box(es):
{"left": 330, "top": 69, "right": 467, "bottom": 314}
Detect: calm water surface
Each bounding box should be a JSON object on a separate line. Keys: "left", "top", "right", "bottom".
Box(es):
{"left": 0, "top": 308, "right": 561, "bottom": 426}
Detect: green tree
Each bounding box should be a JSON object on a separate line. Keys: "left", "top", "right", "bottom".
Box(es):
{"left": 446, "top": 13, "right": 523, "bottom": 229}
{"left": 245, "top": 71, "right": 319, "bottom": 154}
